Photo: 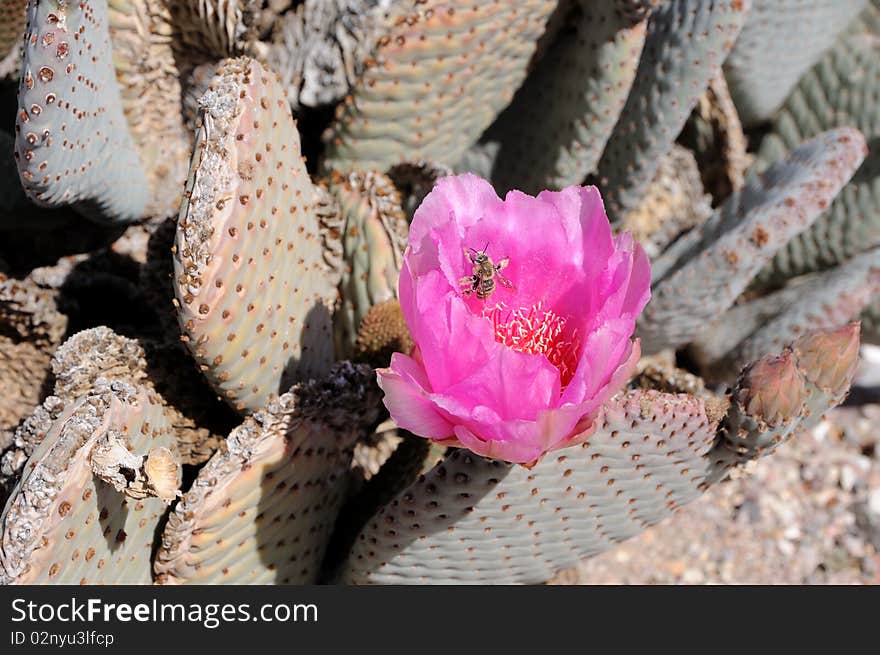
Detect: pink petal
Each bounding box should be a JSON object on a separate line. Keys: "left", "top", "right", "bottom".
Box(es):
{"left": 377, "top": 353, "right": 454, "bottom": 440}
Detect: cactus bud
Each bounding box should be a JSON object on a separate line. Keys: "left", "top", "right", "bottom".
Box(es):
{"left": 792, "top": 322, "right": 861, "bottom": 396}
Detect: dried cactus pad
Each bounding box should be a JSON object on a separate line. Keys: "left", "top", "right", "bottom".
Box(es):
{"left": 1, "top": 0, "right": 25, "bottom": 61}
{"left": 154, "top": 363, "right": 380, "bottom": 585}
{"left": 638, "top": 128, "right": 868, "bottom": 353}
{"left": 174, "top": 57, "right": 342, "bottom": 415}
{"left": 0, "top": 379, "right": 179, "bottom": 584}
{"left": 14, "top": 0, "right": 149, "bottom": 223}
{"left": 171, "top": 0, "right": 256, "bottom": 58}
{"left": 322, "top": 0, "right": 558, "bottom": 171}
{"left": 341, "top": 390, "right": 725, "bottom": 584}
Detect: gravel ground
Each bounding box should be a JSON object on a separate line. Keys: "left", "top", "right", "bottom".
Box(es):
{"left": 550, "top": 378, "right": 880, "bottom": 585}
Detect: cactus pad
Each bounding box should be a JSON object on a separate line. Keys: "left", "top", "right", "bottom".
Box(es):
{"left": 15, "top": 0, "right": 149, "bottom": 222}
{"left": 595, "top": 0, "right": 750, "bottom": 218}
{"left": 331, "top": 169, "right": 407, "bottom": 358}
{"left": 322, "top": 0, "right": 558, "bottom": 171}
{"left": 0, "top": 378, "right": 179, "bottom": 584}
{"left": 154, "top": 363, "right": 380, "bottom": 585}
{"left": 723, "top": 0, "right": 867, "bottom": 126}
{"left": 340, "top": 390, "right": 726, "bottom": 584}
{"left": 484, "top": 1, "right": 647, "bottom": 194}
{"left": 719, "top": 248, "right": 880, "bottom": 372}
{"left": 107, "top": 0, "right": 191, "bottom": 217}
{"left": 637, "top": 128, "right": 867, "bottom": 353}
{"left": 755, "top": 31, "right": 880, "bottom": 283}
{"left": 173, "top": 57, "right": 343, "bottom": 414}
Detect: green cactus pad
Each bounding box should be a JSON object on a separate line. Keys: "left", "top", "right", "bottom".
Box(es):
{"left": 0, "top": 378, "right": 179, "bottom": 584}
{"left": 15, "top": 0, "right": 149, "bottom": 223}
{"left": 173, "top": 57, "right": 343, "bottom": 415}
{"left": 330, "top": 169, "right": 407, "bottom": 358}
{"left": 595, "top": 0, "right": 750, "bottom": 218}
{"left": 637, "top": 128, "right": 867, "bottom": 354}
{"left": 322, "top": 0, "right": 558, "bottom": 171}
{"left": 107, "top": 0, "right": 191, "bottom": 217}
{"left": 754, "top": 31, "right": 880, "bottom": 284}
{"left": 154, "top": 362, "right": 379, "bottom": 585}
{"left": 484, "top": 1, "right": 647, "bottom": 194}
{"left": 723, "top": 0, "right": 867, "bottom": 127}
{"left": 340, "top": 389, "right": 726, "bottom": 584}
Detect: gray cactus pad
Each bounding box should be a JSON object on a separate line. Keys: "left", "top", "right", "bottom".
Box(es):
{"left": 15, "top": 0, "right": 148, "bottom": 222}
{"left": 173, "top": 57, "right": 342, "bottom": 414}
{"left": 340, "top": 390, "right": 724, "bottom": 584}
{"left": 637, "top": 128, "right": 867, "bottom": 353}
{"left": 723, "top": 0, "right": 867, "bottom": 126}
{"left": 322, "top": 0, "right": 558, "bottom": 171}
{"left": 154, "top": 363, "right": 380, "bottom": 585}
{"left": 484, "top": 2, "right": 647, "bottom": 194}
{"left": 595, "top": 0, "right": 750, "bottom": 218}
{"left": 755, "top": 30, "right": 880, "bottom": 283}
{"left": 716, "top": 248, "right": 880, "bottom": 372}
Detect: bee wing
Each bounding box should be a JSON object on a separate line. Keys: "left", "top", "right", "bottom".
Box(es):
{"left": 495, "top": 257, "right": 510, "bottom": 271}
{"left": 495, "top": 271, "right": 515, "bottom": 290}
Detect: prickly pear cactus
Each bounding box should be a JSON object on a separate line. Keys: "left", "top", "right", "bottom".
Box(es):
{"left": 173, "top": 57, "right": 343, "bottom": 414}
{"left": 754, "top": 28, "right": 880, "bottom": 284}
{"left": 1, "top": 0, "right": 877, "bottom": 588}
{"left": 15, "top": 0, "right": 149, "bottom": 222}
{"left": 339, "top": 326, "right": 858, "bottom": 584}
{"left": 723, "top": 0, "right": 868, "bottom": 127}
{"left": 322, "top": 0, "right": 558, "bottom": 171}
{"left": 0, "top": 378, "right": 180, "bottom": 584}
{"left": 330, "top": 169, "right": 408, "bottom": 357}
{"left": 638, "top": 128, "right": 867, "bottom": 353}
{"left": 154, "top": 363, "right": 379, "bottom": 585}
{"left": 595, "top": 0, "right": 751, "bottom": 218}
{"left": 482, "top": 1, "right": 648, "bottom": 194}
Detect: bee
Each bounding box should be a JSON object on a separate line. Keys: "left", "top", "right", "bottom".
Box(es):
{"left": 459, "top": 244, "right": 514, "bottom": 300}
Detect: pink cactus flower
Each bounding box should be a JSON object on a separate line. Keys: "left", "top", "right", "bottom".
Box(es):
{"left": 377, "top": 174, "right": 651, "bottom": 465}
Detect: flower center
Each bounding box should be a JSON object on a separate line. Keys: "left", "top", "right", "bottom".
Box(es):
{"left": 484, "top": 301, "right": 581, "bottom": 387}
